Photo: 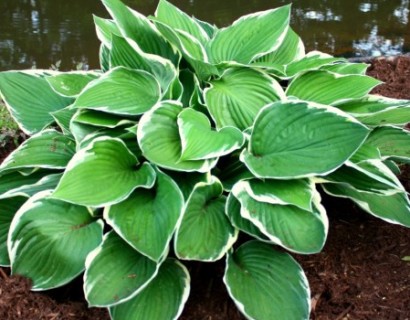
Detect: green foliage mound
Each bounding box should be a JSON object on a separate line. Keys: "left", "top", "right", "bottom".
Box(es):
{"left": 1, "top": 0, "right": 410, "bottom": 319}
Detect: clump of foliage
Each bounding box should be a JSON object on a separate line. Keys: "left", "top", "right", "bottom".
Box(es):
{"left": 1, "top": 0, "right": 410, "bottom": 319}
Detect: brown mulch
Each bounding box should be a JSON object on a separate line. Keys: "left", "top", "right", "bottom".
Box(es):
{"left": 1, "top": 56, "right": 410, "bottom": 320}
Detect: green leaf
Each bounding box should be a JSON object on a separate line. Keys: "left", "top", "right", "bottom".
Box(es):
{"left": 73, "top": 109, "right": 135, "bottom": 128}
{"left": 0, "top": 70, "right": 73, "bottom": 134}
{"left": 224, "top": 241, "right": 310, "bottom": 320}
{"left": 177, "top": 108, "right": 244, "bottom": 160}
{"left": 241, "top": 101, "right": 369, "bottom": 179}
{"left": 207, "top": 5, "right": 291, "bottom": 64}
{"left": 175, "top": 177, "right": 237, "bottom": 261}
{"left": 205, "top": 68, "right": 285, "bottom": 130}
{"left": 51, "top": 107, "right": 77, "bottom": 135}
{"left": 320, "top": 62, "right": 368, "bottom": 75}
{"left": 364, "top": 126, "right": 410, "bottom": 163}
{"left": 163, "top": 170, "right": 209, "bottom": 200}
{"left": 225, "top": 193, "right": 267, "bottom": 241}
{"left": 137, "top": 101, "right": 218, "bottom": 173}
{"left": 84, "top": 231, "right": 159, "bottom": 307}
{"left": 100, "top": 44, "right": 111, "bottom": 72}
{"left": 93, "top": 15, "right": 121, "bottom": 47}
{"left": 73, "top": 67, "right": 161, "bottom": 116}
{"left": 0, "top": 129, "right": 75, "bottom": 173}
{"left": 110, "top": 35, "right": 177, "bottom": 92}
{"left": 253, "top": 27, "right": 305, "bottom": 67}
{"left": 53, "top": 137, "right": 156, "bottom": 207}
{"left": 0, "top": 197, "right": 26, "bottom": 266}
{"left": 8, "top": 191, "right": 103, "bottom": 290}
{"left": 217, "top": 158, "right": 254, "bottom": 192}
{"left": 232, "top": 180, "right": 328, "bottom": 254}
{"left": 155, "top": 0, "right": 209, "bottom": 45}
{"left": 286, "top": 70, "right": 381, "bottom": 105}
{"left": 105, "top": 169, "right": 183, "bottom": 262}
{"left": 0, "top": 173, "right": 62, "bottom": 200}
{"left": 101, "top": 0, "right": 177, "bottom": 63}
{"left": 46, "top": 72, "right": 99, "bottom": 97}
{"left": 323, "top": 184, "right": 410, "bottom": 227}
{"left": 110, "top": 258, "right": 190, "bottom": 320}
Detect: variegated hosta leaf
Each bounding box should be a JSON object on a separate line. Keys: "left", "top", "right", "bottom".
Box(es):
{"left": 364, "top": 126, "right": 410, "bottom": 163}
{"left": 0, "top": 170, "right": 52, "bottom": 197}
{"left": 320, "top": 62, "right": 368, "bottom": 75}
{"left": 46, "top": 72, "right": 100, "bottom": 97}
{"left": 137, "top": 101, "right": 218, "bottom": 172}
{"left": 73, "top": 67, "right": 161, "bottom": 116}
{"left": 204, "top": 68, "right": 285, "bottom": 130}
{"left": 105, "top": 169, "right": 183, "bottom": 262}
{"left": 0, "top": 129, "right": 75, "bottom": 174}
{"left": 177, "top": 108, "right": 244, "bottom": 160}
{"left": 53, "top": 137, "right": 156, "bottom": 207}
{"left": 110, "top": 35, "right": 177, "bottom": 92}
{"left": 175, "top": 177, "right": 237, "bottom": 261}
{"left": 349, "top": 144, "right": 381, "bottom": 163}
{"left": 163, "top": 170, "right": 209, "bottom": 200}
{"left": 246, "top": 178, "right": 315, "bottom": 211}
{"left": 100, "top": 44, "right": 111, "bottom": 72}
{"left": 241, "top": 101, "right": 369, "bottom": 179}
{"left": 232, "top": 179, "right": 328, "bottom": 254}
{"left": 84, "top": 231, "right": 159, "bottom": 307}
{"left": 193, "top": 16, "right": 217, "bottom": 38}
{"left": 72, "top": 109, "right": 135, "bottom": 129}
{"left": 0, "top": 197, "right": 26, "bottom": 266}
{"left": 155, "top": 0, "right": 209, "bottom": 45}
{"left": 253, "top": 27, "right": 305, "bottom": 69}
{"left": 217, "top": 158, "right": 254, "bottom": 192}
{"left": 0, "top": 70, "right": 73, "bottom": 134}
{"left": 224, "top": 241, "right": 310, "bottom": 320}
{"left": 110, "top": 258, "right": 190, "bottom": 320}
{"left": 0, "top": 173, "right": 62, "bottom": 200}
{"left": 322, "top": 160, "right": 404, "bottom": 194}
{"left": 323, "top": 184, "right": 410, "bottom": 227}
{"left": 101, "top": 0, "right": 177, "bottom": 63}
{"left": 284, "top": 51, "right": 346, "bottom": 78}
{"left": 8, "top": 191, "right": 103, "bottom": 290}
{"left": 51, "top": 107, "right": 77, "bottom": 135}
{"left": 286, "top": 70, "right": 381, "bottom": 105}
{"left": 207, "top": 5, "right": 291, "bottom": 64}
{"left": 93, "top": 16, "right": 121, "bottom": 47}
{"left": 225, "top": 193, "right": 267, "bottom": 241}
{"left": 336, "top": 95, "right": 410, "bottom": 126}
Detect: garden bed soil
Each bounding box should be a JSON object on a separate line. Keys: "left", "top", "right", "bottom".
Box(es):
{"left": 1, "top": 56, "right": 410, "bottom": 320}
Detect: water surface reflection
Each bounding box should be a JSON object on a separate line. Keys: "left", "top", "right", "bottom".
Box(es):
{"left": 0, "top": 0, "right": 409, "bottom": 71}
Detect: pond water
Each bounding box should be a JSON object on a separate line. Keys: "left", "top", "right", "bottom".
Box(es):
{"left": 0, "top": 0, "right": 409, "bottom": 71}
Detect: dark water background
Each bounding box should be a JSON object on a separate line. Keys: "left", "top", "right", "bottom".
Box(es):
{"left": 0, "top": 0, "right": 409, "bottom": 71}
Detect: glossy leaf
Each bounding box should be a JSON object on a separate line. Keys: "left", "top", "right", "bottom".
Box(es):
{"left": 205, "top": 68, "right": 285, "bottom": 130}
{"left": 0, "top": 70, "right": 73, "bottom": 134}
{"left": 0, "top": 197, "right": 26, "bottom": 266}
{"left": 175, "top": 177, "right": 237, "bottom": 261}
{"left": 46, "top": 72, "right": 99, "bottom": 97}
{"left": 84, "top": 231, "right": 159, "bottom": 307}
{"left": 105, "top": 169, "right": 183, "bottom": 262}
{"left": 73, "top": 67, "right": 161, "bottom": 116}
{"left": 286, "top": 70, "right": 381, "bottom": 105}
{"left": 0, "top": 130, "right": 75, "bottom": 173}
{"left": 232, "top": 180, "right": 328, "bottom": 254}
{"left": 53, "top": 137, "right": 156, "bottom": 207}
{"left": 137, "top": 102, "right": 218, "bottom": 172}
{"left": 177, "top": 108, "right": 244, "bottom": 160}
{"left": 208, "top": 5, "right": 290, "bottom": 64}
{"left": 224, "top": 241, "right": 310, "bottom": 320}
{"left": 110, "top": 258, "right": 190, "bottom": 320}
{"left": 241, "top": 101, "right": 369, "bottom": 179}
{"left": 72, "top": 109, "right": 135, "bottom": 128}
{"left": 8, "top": 191, "right": 103, "bottom": 290}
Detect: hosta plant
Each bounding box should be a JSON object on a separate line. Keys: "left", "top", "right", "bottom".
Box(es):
{"left": 1, "top": 0, "right": 410, "bottom": 319}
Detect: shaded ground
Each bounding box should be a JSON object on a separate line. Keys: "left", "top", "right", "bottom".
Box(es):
{"left": 1, "top": 56, "right": 410, "bottom": 319}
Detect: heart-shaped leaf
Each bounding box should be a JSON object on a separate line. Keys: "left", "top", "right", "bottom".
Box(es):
{"left": 105, "top": 169, "right": 184, "bottom": 262}
{"left": 241, "top": 101, "right": 369, "bottom": 179}
{"left": 177, "top": 108, "right": 244, "bottom": 160}
{"left": 175, "top": 177, "right": 237, "bottom": 261}
{"left": 53, "top": 137, "right": 156, "bottom": 207}
{"left": 224, "top": 241, "right": 310, "bottom": 320}
{"left": 73, "top": 67, "right": 161, "bottom": 116}
{"left": 8, "top": 191, "right": 103, "bottom": 290}
{"left": 84, "top": 231, "right": 159, "bottom": 307}
{"left": 205, "top": 68, "right": 285, "bottom": 130}
{"left": 110, "top": 258, "right": 190, "bottom": 320}
{"left": 137, "top": 101, "right": 218, "bottom": 172}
